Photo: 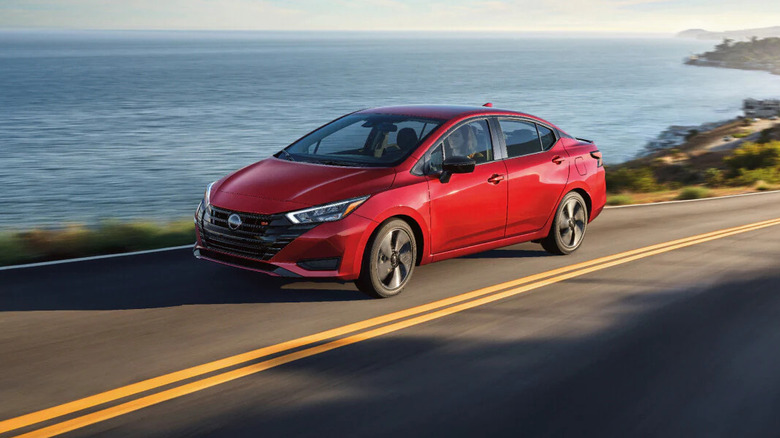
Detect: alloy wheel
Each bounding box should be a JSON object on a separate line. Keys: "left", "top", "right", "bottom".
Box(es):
{"left": 558, "top": 197, "right": 587, "bottom": 249}
{"left": 376, "top": 228, "right": 414, "bottom": 289}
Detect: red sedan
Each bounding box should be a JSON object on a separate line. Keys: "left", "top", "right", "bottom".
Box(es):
{"left": 194, "top": 105, "right": 606, "bottom": 298}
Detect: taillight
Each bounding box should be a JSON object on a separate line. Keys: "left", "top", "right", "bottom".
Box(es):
{"left": 590, "top": 151, "right": 603, "bottom": 167}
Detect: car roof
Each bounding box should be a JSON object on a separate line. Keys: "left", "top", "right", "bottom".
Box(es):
{"left": 356, "top": 105, "right": 535, "bottom": 121}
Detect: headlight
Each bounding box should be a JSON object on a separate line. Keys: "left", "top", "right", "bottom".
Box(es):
{"left": 286, "top": 196, "right": 369, "bottom": 224}
{"left": 203, "top": 182, "right": 215, "bottom": 207}
{"left": 196, "top": 181, "right": 216, "bottom": 223}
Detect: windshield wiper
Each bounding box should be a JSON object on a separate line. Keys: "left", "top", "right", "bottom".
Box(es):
{"left": 278, "top": 149, "right": 296, "bottom": 161}
{"left": 315, "top": 159, "right": 363, "bottom": 167}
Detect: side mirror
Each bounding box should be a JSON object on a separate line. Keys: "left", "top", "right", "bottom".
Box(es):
{"left": 440, "top": 156, "right": 476, "bottom": 183}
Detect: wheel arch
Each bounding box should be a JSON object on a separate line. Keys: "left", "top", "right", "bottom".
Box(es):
{"left": 394, "top": 215, "right": 425, "bottom": 266}
{"left": 354, "top": 214, "right": 426, "bottom": 298}
{"left": 563, "top": 181, "right": 595, "bottom": 222}
{"left": 570, "top": 188, "right": 592, "bottom": 221}
{"left": 365, "top": 214, "right": 426, "bottom": 267}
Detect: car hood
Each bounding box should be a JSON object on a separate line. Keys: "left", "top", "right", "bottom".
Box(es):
{"left": 210, "top": 158, "right": 396, "bottom": 215}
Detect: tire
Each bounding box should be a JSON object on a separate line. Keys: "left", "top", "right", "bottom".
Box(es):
{"left": 355, "top": 219, "right": 417, "bottom": 298}
{"left": 541, "top": 192, "right": 588, "bottom": 255}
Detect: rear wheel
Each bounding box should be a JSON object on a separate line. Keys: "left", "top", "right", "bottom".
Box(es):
{"left": 541, "top": 192, "right": 588, "bottom": 255}
{"left": 356, "top": 219, "right": 417, "bottom": 298}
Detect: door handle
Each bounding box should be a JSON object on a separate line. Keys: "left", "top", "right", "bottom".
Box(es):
{"left": 487, "top": 174, "right": 505, "bottom": 184}
{"left": 551, "top": 155, "right": 566, "bottom": 165}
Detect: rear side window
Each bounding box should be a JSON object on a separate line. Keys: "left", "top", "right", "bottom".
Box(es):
{"left": 538, "top": 124, "right": 557, "bottom": 150}
{"left": 498, "top": 119, "right": 540, "bottom": 158}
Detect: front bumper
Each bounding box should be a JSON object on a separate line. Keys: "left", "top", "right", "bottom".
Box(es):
{"left": 194, "top": 204, "right": 375, "bottom": 280}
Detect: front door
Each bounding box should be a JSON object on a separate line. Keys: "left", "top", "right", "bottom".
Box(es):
{"left": 426, "top": 119, "right": 508, "bottom": 254}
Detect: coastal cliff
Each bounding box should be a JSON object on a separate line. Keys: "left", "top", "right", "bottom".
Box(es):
{"left": 684, "top": 37, "right": 780, "bottom": 75}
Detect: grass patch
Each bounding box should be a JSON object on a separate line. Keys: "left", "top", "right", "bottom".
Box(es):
{"left": 755, "top": 180, "right": 778, "bottom": 191}
{"left": 676, "top": 186, "right": 712, "bottom": 200}
{"left": 0, "top": 220, "right": 195, "bottom": 267}
{"left": 606, "top": 194, "right": 635, "bottom": 206}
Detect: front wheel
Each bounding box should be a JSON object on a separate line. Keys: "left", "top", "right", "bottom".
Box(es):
{"left": 541, "top": 192, "right": 588, "bottom": 255}
{"left": 355, "top": 219, "right": 417, "bottom": 298}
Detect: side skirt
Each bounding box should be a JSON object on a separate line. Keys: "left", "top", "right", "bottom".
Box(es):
{"left": 429, "top": 228, "right": 548, "bottom": 263}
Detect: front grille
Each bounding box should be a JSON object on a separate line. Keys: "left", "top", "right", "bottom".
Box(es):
{"left": 198, "top": 205, "right": 316, "bottom": 261}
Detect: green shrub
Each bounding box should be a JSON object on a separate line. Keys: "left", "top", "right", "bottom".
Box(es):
{"left": 724, "top": 141, "right": 780, "bottom": 171}
{"left": 606, "top": 194, "right": 635, "bottom": 206}
{"left": 730, "top": 167, "right": 780, "bottom": 186}
{"left": 659, "top": 165, "right": 700, "bottom": 186}
{"left": 732, "top": 130, "right": 751, "bottom": 138}
{"left": 0, "top": 233, "right": 33, "bottom": 266}
{"left": 606, "top": 167, "right": 660, "bottom": 193}
{"left": 757, "top": 128, "right": 773, "bottom": 144}
{"left": 756, "top": 181, "right": 772, "bottom": 191}
{"left": 704, "top": 168, "right": 725, "bottom": 187}
{"left": 676, "top": 186, "right": 711, "bottom": 200}
{"left": 0, "top": 220, "right": 195, "bottom": 267}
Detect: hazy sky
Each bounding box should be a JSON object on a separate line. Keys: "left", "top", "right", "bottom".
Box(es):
{"left": 1, "top": 0, "right": 779, "bottom": 33}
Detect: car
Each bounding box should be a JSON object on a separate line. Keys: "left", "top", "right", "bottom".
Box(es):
{"left": 723, "top": 135, "right": 733, "bottom": 141}
{"left": 193, "top": 104, "right": 606, "bottom": 298}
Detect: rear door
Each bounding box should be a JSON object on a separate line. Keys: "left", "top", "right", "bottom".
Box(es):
{"left": 496, "top": 118, "right": 570, "bottom": 237}
{"left": 425, "top": 119, "right": 508, "bottom": 254}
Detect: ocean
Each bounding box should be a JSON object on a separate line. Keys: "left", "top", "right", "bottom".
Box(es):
{"left": 2, "top": 31, "right": 780, "bottom": 228}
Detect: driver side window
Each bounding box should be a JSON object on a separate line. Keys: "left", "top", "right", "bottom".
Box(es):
{"left": 421, "top": 119, "right": 494, "bottom": 175}
{"left": 441, "top": 120, "right": 493, "bottom": 164}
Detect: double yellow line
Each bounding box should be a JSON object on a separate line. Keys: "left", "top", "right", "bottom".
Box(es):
{"left": 5, "top": 217, "right": 780, "bottom": 437}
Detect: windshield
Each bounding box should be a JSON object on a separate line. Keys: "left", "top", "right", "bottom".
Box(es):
{"left": 279, "top": 113, "right": 445, "bottom": 167}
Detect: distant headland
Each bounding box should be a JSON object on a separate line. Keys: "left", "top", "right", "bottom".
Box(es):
{"left": 677, "top": 26, "right": 780, "bottom": 40}
{"left": 683, "top": 35, "right": 780, "bottom": 76}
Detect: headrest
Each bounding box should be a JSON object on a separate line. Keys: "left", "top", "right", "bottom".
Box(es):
{"left": 397, "top": 127, "right": 419, "bottom": 150}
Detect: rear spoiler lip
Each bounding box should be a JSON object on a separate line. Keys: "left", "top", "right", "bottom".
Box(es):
{"left": 575, "top": 137, "right": 594, "bottom": 143}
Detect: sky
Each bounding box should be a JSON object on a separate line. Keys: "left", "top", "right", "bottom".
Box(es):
{"left": 1, "top": 0, "right": 779, "bottom": 33}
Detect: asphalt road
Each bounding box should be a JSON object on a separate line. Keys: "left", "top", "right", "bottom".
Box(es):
{"left": 706, "top": 118, "right": 779, "bottom": 152}
{"left": 3, "top": 191, "right": 780, "bottom": 437}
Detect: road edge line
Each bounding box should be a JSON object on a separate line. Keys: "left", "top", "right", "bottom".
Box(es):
{"left": 0, "top": 245, "right": 194, "bottom": 272}
{"left": 604, "top": 189, "right": 780, "bottom": 209}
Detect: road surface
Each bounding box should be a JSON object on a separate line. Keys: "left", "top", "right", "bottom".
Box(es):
{"left": 706, "top": 118, "right": 779, "bottom": 152}
{"left": 2, "top": 191, "right": 780, "bottom": 437}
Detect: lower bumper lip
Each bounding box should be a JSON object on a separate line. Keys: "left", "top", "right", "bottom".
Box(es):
{"left": 193, "top": 247, "right": 301, "bottom": 278}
